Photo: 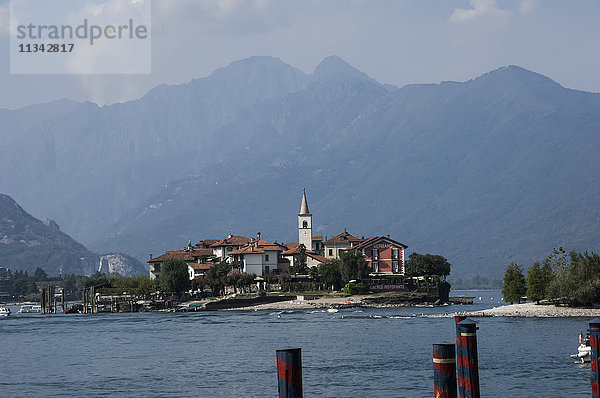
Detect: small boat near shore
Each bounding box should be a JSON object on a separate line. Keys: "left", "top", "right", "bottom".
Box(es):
{"left": 18, "top": 304, "right": 41, "bottom": 313}
{"left": 0, "top": 306, "right": 10, "bottom": 316}
{"left": 570, "top": 330, "right": 591, "bottom": 363}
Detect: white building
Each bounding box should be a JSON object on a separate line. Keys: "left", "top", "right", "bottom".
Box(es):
{"left": 229, "top": 233, "right": 287, "bottom": 276}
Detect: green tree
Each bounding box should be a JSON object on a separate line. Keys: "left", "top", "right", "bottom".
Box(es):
{"left": 318, "top": 262, "right": 342, "bottom": 290}
{"left": 405, "top": 253, "right": 451, "bottom": 280}
{"left": 540, "top": 260, "right": 554, "bottom": 298}
{"left": 502, "top": 263, "right": 526, "bottom": 304}
{"left": 289, "top": 258, "right": 309, "bottom": 275}
{"left": 562, "top": 251, "right": 600, "bottom": 306}
{"left": 526, "top": 262, "right": 544, "bottom": 303}
{"left": 33, "top": 267, "right": 48, "bottom": 281}
{"left": 205, "top": 261, "right": 232, "bottom": 296}
{"left": 545, "top": 247, "right": 571, "bottom": 303}
{"left": 60, "top": 274, "right": 78, "bottom": 293}
{"left": 338, "top": 251, "right": 368, "bottom": 284}
{"left": 159, "top": 258, "right": 191, "bottom": 297}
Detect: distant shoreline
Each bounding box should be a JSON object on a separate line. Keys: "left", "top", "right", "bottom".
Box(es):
{"left": 459, "top": 301, "right": 600, "bottom": 318}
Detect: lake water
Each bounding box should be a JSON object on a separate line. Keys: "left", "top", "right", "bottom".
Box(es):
{"left": 0, "top": 290, "right": 595, "bottom": 397}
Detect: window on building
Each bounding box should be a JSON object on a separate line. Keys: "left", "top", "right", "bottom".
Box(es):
{"left": 372, "top": 249, "right": 379, "bottom": 260}
{"left": 265, "top": 266, "right": 270, "bottom": 274}
{"left": 392, "top": 261, "right": 399, "bottom": 273}
{"left": 328, "top": 249, "right": 333, "bottom": 256}
{"left": 373, "top": 261, "right": 379, "bottom": 273}
{"left": 392, "top": 248, "right": 399, "bottom": 260}
{"left": 303, "top": 221, "right": 308, "bottom": 228}
{"left": 265, "top": 254, "right": 269, "bottom": 262}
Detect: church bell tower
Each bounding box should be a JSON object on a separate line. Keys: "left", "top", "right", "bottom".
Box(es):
{"left": 298, "top": 188, "right": 312, "bottom": 250}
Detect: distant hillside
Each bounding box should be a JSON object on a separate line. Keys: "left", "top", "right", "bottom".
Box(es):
{"left": 1, "top": 57, "right": 599, "bottom": 280}
{"left": 0, "top": 194, "right": 145, "bottom": 276}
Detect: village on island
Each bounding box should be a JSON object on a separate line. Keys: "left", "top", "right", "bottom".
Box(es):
{"left": 149, "top": 189, "right": 409, "bottom": 288}
{"left": 0, "top": 189, "right": 455, "bottom": 314}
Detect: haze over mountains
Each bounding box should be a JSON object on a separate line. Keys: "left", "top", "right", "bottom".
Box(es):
{"left": 1, "top": 55, "right": 599, "bottom": 279}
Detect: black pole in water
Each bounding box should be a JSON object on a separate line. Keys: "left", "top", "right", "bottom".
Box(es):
{"left": 454, "top": 315, "right": 467, "bottom": 397}
{"left": 40, "top": 288, "right": 46, "bottom": 314}
{"left": 433, "top": 343, "right": 457, "bottom": 398}
{"left": 590, "top": 318, "right": 600, "bottom": 397}
{"left": 457, "top": 319, "right": 480, "bottom": 398}
{"left": 276, "top": 348, "right": 302, "bottom": 398}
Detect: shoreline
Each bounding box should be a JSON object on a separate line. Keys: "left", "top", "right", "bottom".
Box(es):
{"left": 223, "top": 297, "right": 600, "bottom": 318}
{"left": 7, "top": 296, "right": 600, "bottom": 318}
{"left": 456, "top": 301, "right": 600, "bottom": 318}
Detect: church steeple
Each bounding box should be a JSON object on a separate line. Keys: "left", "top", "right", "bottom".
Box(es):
{"left": 299, "top": 188, "right": 311, "bottom": 215}
{"left": 298, "top": 188, "right": 313, "bottom": 250}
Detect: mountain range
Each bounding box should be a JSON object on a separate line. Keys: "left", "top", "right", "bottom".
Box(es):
{"left": 1, "top": 55, "right": 599, "bottom": 280}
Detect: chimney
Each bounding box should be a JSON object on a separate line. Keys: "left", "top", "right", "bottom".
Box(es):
{"left": 257, "top": 231, "right": 261, "bottom": 243}
{"left": 149, "top": 254, "right": 152, "bottom": 260}
{"left": 387, "top": 234, "right": 390, "bottom": 239}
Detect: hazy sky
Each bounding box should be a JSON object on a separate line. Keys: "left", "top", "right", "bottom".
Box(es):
{"left": 1, "top": 0, "right": 599, "bottom": 109}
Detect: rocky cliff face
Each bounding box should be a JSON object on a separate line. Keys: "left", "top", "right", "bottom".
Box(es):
{"left": 98, "top": 253, "right": 146, "bottom": 276}
{"left": 0, "top": 194, "right": 145, "bottom": 276}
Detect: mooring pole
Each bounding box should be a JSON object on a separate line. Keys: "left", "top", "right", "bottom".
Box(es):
{"left": 454, "top": 316, "right": 467, "bottom": 397}
{"left": 46, "top": 285, "right": 53, "bottom": 314}
{"left": 82, "top": 289, "right": 87, "bottom": 314}
{"left": 590, "top": 318, "right": 600, "bottom": 397}
{"left": 276, "top": 348, "right": 302, "bottom": 398}
{"left": 61, "top": 290, "right": 65, "bottom": 313}
{"left": 433, "top": 343, "right": 457, "bottom": 398}
{"left": 51, "top": 286, "right": 56, "bottom": 313}
{"left": 41, "top": 288, "right": 46, "bottom": 314}
{"left": 457, "top": 319, "right": 480, "bottom": 398}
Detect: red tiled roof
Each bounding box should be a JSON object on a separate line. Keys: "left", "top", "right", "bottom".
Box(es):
{"left": 148, "top": 248, "right": 214, "bottom": 263}
{"left": 229, "top": 246, "right": 266, "bottom": 255}
{"left": 284, "top": 242, "right": 299, "bottom": 250}
{"left": 148, "top": 250, "right": 194, "bottom": 263}
{"left": 312, "top": 235, "right": 323, "bottom": 241}
{"left": 306, "top": 252, "right": 327, "bottom": 263}
{"left": 323, "top": 230, "right": 363, "bottom": 244}
{"left": 190, "top": 248, "right": 214, "bottom": 256}
{"left": 281, "top": 245, "right": 322, "bottom": 257}
{"left": 196, "top": 239, "right": 220, "bottom": 247}
{"left": 188, "top": 263, "right": 213, "bottom": 270}
{"left": 210, "top": 235, "right": 251, "bottom": 247}
{"left": 229, "top": 240, "right": 286, "bottom": 255}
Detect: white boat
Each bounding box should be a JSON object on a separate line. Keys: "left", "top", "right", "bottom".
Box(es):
{"left": 0, "top": 306, "right": 10, "bottom": 316}
{"left": 327, "top": 307, "right": 338, "bottom": 313}
{"left": 18, "top": 304, "right": 41, "bottom": 313}
{"left": 570, "top": 330, "right": 591, "bottom": 363}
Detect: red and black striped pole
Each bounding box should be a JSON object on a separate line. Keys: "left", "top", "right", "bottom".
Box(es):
{"left": 276, "top": 348, "right": 303, "bottom": 398}
{"left": 590, "top": 318, "right": 600, "bottom": 397}
{"left": 457, "top": 319, "right": 480, "bottom": 398}
{"left": 454, "top": 315, "right": 467, "bottom": 397}
{"left": 433, "top": 343, "right": 457, "bottom": 398}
